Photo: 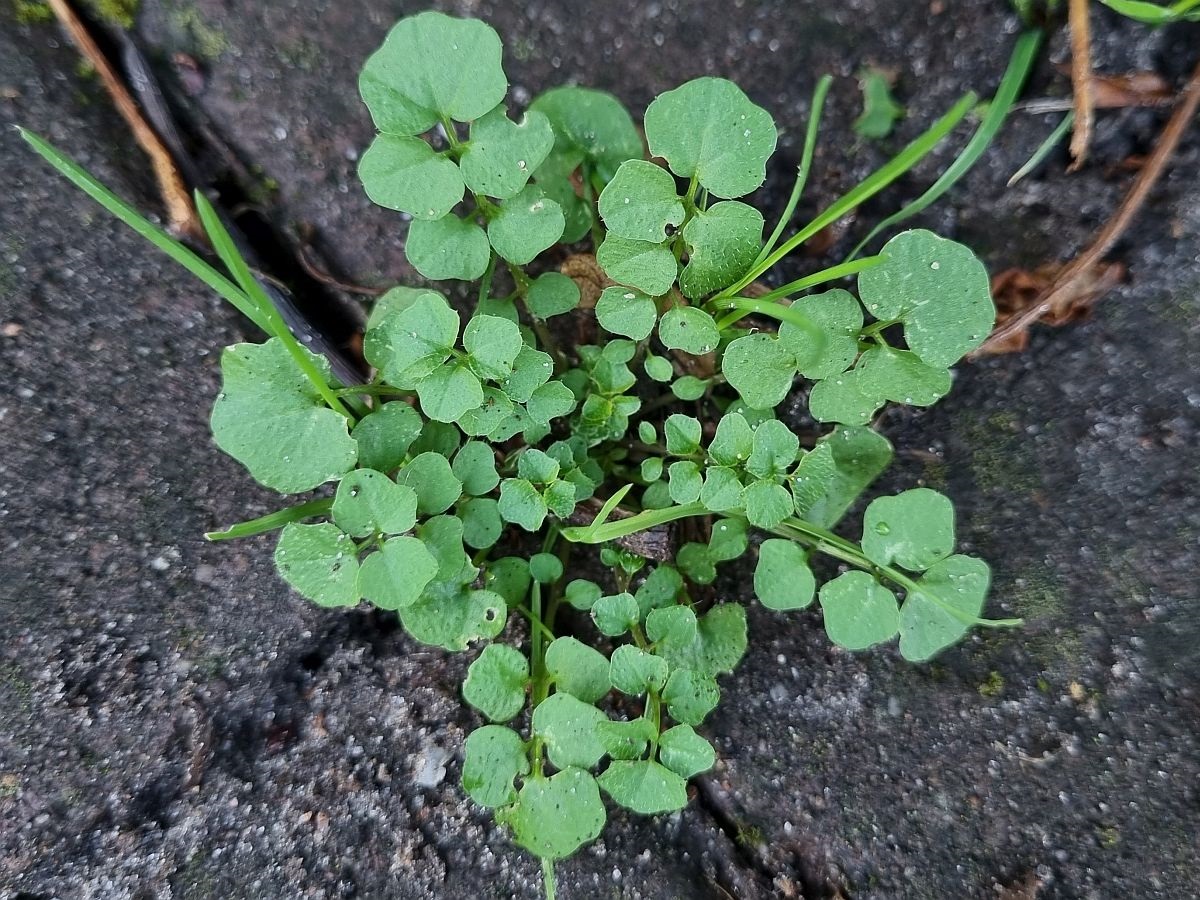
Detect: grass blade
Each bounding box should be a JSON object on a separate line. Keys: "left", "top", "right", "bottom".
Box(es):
{"left": 205, "top": 497, "right": 334, "bottom": 541}
{"left": 846, "top": 30, "right": 1043, "bottom": 259}
{"left": 1007, "top": 112, "right": 1073, "bottom": 186}
{"left": 17, "top": 127, "right": 272, "bottom": 334}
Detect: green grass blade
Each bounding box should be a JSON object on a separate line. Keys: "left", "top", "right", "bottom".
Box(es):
{"left": 846, "top": 30, "right": 1042, "bottom": 259}
{"left": 205, "top": 497, "right": 334, "bottom": 541}
{"left": 1008, "top": 111, "right": 1073, "bottom": 187}
{"left": 753, "top": 74, "right": 834, "bottom": 269}
{"left": 716, "top": 91, "right": 976, "bottom": 299}
{"left": 17, "top": 128, "right": 272, "bottom": 334}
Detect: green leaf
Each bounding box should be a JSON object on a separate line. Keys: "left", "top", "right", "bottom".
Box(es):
{"left": 658, "top": 724, "right": 716, "bottom": 778}
{"left": 643, "top": 354, "right": 674, "bottom": 382}
{"left": 700, "top": 466, "right": 743, "bottom": 512}
{"left": 595, "top": 717, "right": 657, "bottom": 760}
{"left": 609, "top": 644, "right": 669, "bottom": 696}
{"left": 416, "top": 361, "right": 484, "bottom": 423}
{"left": 544, "top": 480, "right": 578, "bottom": 518}
{"left": 211, "top": 340, "right": 357, "bottom": 492}
{"left": 364, "top": 290, "right": 459, "bottom": 386}
{"left": 411, "top": 418, "right": 463, "bottom": 458}
{"left": 664, "top": 414, "right": 702, "bottom": 456}
{"left": 635, "top": 565, "right": 683, "bottom": 614}
{"left": 743, "top": 479, "right": 793, "bottom": 529}
{"left": 396, "top": 451, "right": 463, "bottom": 515}
{"left": 545, "top": 637, "right": 611, "bottom": 703}
{"left": 499, "top": 344, "right": 555, "bottom": 402}
{"left": 462, "top": 725, "right": 529, "bottom": 809}
{"left": 399, "top": 587, "right": 507, "bottom": 651}
{"left": 351, "top": 402, "right": 422, "bottom": 473}
{"left": 526, "top": 381, "right": 577, "bottom": 425}
{"left": 274, "top": 523, "right": 360, "bottom": 608}
{"left": 488, "top": 184, "right": 565, "bottom": 264}
{"left": 856, "top": 345, "right": 951, "bottom": 406}
{"left": 332, "top": 470, "right": 418, "bottom": 538}
{"left": 653, "top": 603, "right": 747, "bottom": 677}
{"left": 357, "top": 134, "right": 463, "bottom": 219}
{"left": 485, "top": 556, "right": 531, "bottom": 605}
{"left": 460, "top": 497, "right": 503, "bottom": 549}
{"left": 591, "top": 592, "right": 639, "bottom": 636}
{"left": 678, "top": 201, "right": 763, "bottom": 298}
{"left": 499, "top": 768, "right": 606, "bottom": 860}
{"left": 417, "top": 514, "right": 472, "bottom": 582}
{"left": 359, "top": 536, "right": 440, "bottom": 610}
{"left": 460, "top": 107, "right": 554, "bottom": 199}
{"left": 708, "top": 518, "right": 748, "bottom": 562}
{"left": 746, "top": 418, "right": 799, "bottom": 480}
{"left": 406, "top": 214, "right": 491, "bottom": 281}
{"left": 707, "top": 412, "right": 753, "bottom": 467}
{"left": 599, "top": 760, "right": 688, "bottom": 814}
{"left": 463, "top": 314, "right": 523, "bottom": 382}
{"left": 754, "top": 539, "right": 815, "bottom": 610}
{"left": 597, "top": 159, "right": 685, "bottom": 242}
{"left": 667, "top": 461, "right": 704, "bottom": 505}
{"left": 671, "top": 376, "right": 710, "bottom": 401}
{"left": 596, "top": 286, "right": 658, "bottom": 340}
{"left": 498, "top": 478, "right": 547, "bottom": 531}
{"left": 797, "top": 427, "right": 894, "bottom": 529}
{"left": 644, "top": 77, "right": 777, "bottom": 199}
{"left": 853, "top": 68, "right": 905, "bottom": 140}
{"left": 1096, "top": 0, "right": 1200, "bottom": 24}
{"left": 359, "top": 11, "right": 507, "bottom": 134}
{"left": 597, "top": 235, "right": 678, "bottom": 296}
{"left": 662, "top": 669, "right": 720, "bottom": 726}
{"left": 526, "top": 272, "right": 580, "bottom": 319}
{"left": 460, "top": 387, "right": 515, "bottom": 437}
{"left": 861, "top": 488, "right": 955, "bottom": 571}
{"left": 808, "top": 368, "right": 885, "bottom": 426}
{"left": 777, "top": 289, "right": 863, "bottom": 381}
{"left": 721, "top": 334, "right": 795, "bottom": 410}
{"left": 530, "top": 85, "right": 643, "bottom": 180}
{"left": 452, "top": 442, "right": 500, "bottom": 496}
{"left": 676, "top": 542, "right": 716, "bottom": 585}
{"left": 565, "top": 579, "right": 603, "bottom": 611}
{"left": 899, "top": 554, "right": 991, "bottom": 662}
{"left": 517, "top": 448, "right": 560, "bottom": 484}
{"left": 533, "top": 692, "right": 607, "bottom": 769}
{"left": 463, "top": 643, "right": 529, "bottom": 722}
{"left": 658, "top": 306, "right": 720, "bottom": 355}
{"left": 529, "top": 552, "right": 563, "bottom": 584}
{"left": 818, "top": 571, "right": 900, "bottom": 650}
{"left": 857, "top": 230, "right": 995, "bottom": 367}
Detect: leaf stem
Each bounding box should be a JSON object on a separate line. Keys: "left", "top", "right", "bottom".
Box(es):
{"left": 540, "top": 857, "right": 557, "bottom": 900}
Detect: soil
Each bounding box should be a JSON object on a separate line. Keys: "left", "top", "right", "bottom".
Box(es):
{"left": 1, "top": 1, "right": 1198, "bottom": 898}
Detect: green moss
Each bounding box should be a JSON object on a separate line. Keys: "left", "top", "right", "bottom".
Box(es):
{"left": 0, "top": 774, "right": 19, "bottom": 799}
{"left": 735, "top": 823, "right": 765, "bottom": 848}
{"left": 13, "top": 0, "right": 53, "bottom": 24}
{"left": 958, "top": 410, "right": 1039, "bottom": 497}
{"left": 80, "top": 0, "right": 139, "bottom": 27}
{"left": 977, "top": 670, "right": 1005, "bottom": 697}
{"left": 164, "top": 1, "right": 227, "bottom": 60}
{"left": 277, "top": 36, "right": 322, "bottom": 72}
{"left": 1097, "top": 825, "right": 1120, "bottom": 848}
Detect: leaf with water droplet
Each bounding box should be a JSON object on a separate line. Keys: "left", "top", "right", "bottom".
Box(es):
{"left": 597, "top": 159, "right": 685, "bottom": 242}
{"left": 332, "top": 468, "right": 418, "bottom": 537}
{"left": 743, "top": 479, "right": 794, "bottom": 529}
{"left": 359, "top": 11, "right": 507, "bottom": 135}
{"left": 644, "top": 76, "right": 777, "bottom": 198}
{"left": 273, "top": 522, "right": 360, "bottom": 608}
{"left": 459, "top": 106, "right": 554, "bottom": 199}
{"left": 777, "top": 289, "right": 863, "bottom": 380}
{"left": 818, "top": 570, "right": 901, "bottom": 650}
{"left": 591, "top": 592, "right": 639, "bottom": 636}
{"left": 464, "top": 314, "right": 524, "bottom": 382}
{"left": 487, "top": 184, "right": 565, "bottom": 264}
{"left": 532, "top": 691, "right": 608, "bottom": 769}
{"left": 899, "top": 554, "right": 990, "bottom": 661}
{"left": 657, "top": 724, "right": 716, "bottom": 778}
{"left": 808, "top": 367, "right": 885, "bottom": 426}
{"left": 661, "top": 668, "right": 720, "bottom": 725}
{"left": 399, "top": 586, "right": 506, "bottom": 651}
{"left": 658, "top": 305, "right": 720, "bottom": 355}
{"left": 861, "top": 487, "right": 955, "bottom": 572}
{"left": 416, "top": 360, "right": 484, "bottom": 423}
{"left": 858, "top": 230, "right": 995, "bottom": 367}
{"left": 609, "top": 644, "right": 669, "bottom": 696}
{"left": 855, "top": 344, "right": 951, "bottom": 406}
{"left": 498, "top": 477, "right": 547, "bottom": 531}
{"left": 596, "top": 286, "right": 658, "bottom": 340}
{"left": 363, "top": 290, "right": 459, "bottom": 388}
{"left": 395, "top": 451, "right": 463, "bottom": 515}
{"left": 796, "top": 427, "right": 893, "bottom": 529}
{"left": 351, "top": 401, "right": 422, "bottom": 473}
{"left": 596, "top": 234, "right": 678, "bottom": 296}
{"left": 530, "top": 85, "right": 643, "bottom": 181}
{"left": 358, "top": 134, "right": 464, "bottom": 219}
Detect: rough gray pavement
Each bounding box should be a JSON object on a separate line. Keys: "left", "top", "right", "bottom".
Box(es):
{"left": 2, "top": 1, "right": 1198, "bottom": 898}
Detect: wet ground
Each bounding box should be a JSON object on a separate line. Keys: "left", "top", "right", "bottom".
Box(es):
{"left": 1, "top": 1, "right": 1198, "bottom": 897}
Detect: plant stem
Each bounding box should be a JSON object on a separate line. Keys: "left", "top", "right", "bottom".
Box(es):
{"left": 541, "top": 857, "right": 557, "bottom": 900}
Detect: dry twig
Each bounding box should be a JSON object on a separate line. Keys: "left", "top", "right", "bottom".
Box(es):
{"left": 1067, "top": 0, "right": 1094, "bottom": 171}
